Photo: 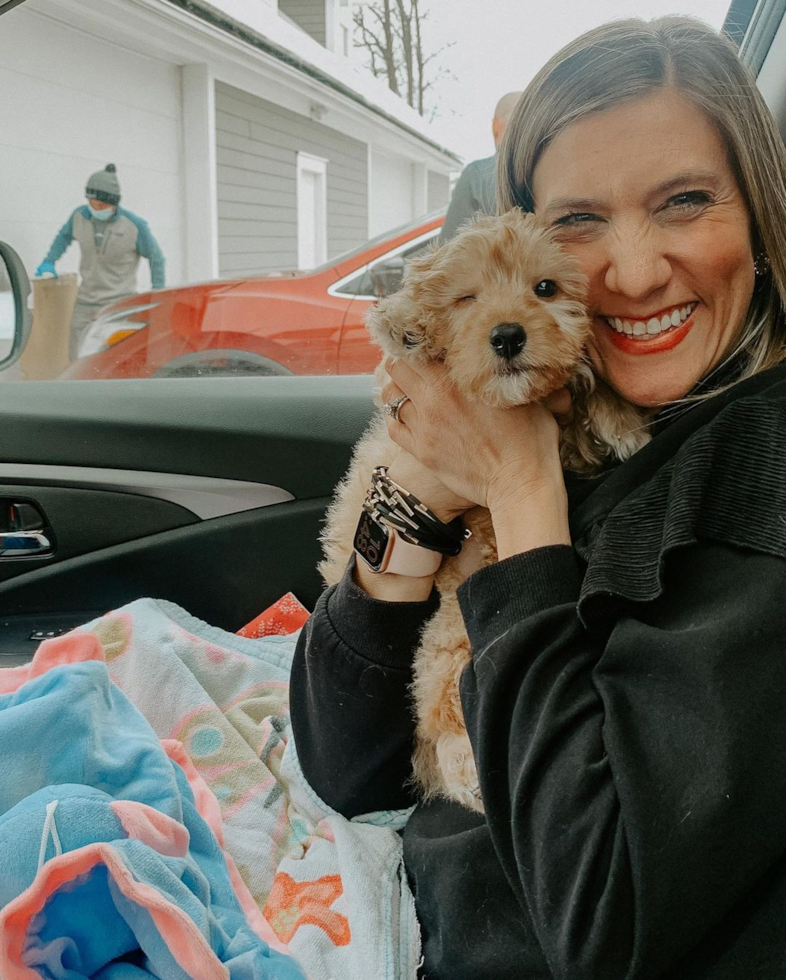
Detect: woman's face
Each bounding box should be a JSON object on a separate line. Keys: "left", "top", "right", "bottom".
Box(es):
{"left": 531, "top": 89, "right": 756, "bottom": 407}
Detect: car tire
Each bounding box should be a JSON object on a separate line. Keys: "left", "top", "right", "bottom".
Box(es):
{"left": 152, "top": 350, "right": 294, "bottom": 379}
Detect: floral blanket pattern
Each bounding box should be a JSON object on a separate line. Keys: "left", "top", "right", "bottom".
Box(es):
{"left": 73, "top": 597, "right": 421, "bottom": 980}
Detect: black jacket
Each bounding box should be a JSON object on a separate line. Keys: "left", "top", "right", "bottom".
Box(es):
{"left": 291, "top": 363, "right": 786, "bottom": 979}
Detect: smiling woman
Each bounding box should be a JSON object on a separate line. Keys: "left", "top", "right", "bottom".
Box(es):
{"left": 501, "top": 16, "right": 786, "bottom": 406}
{"left": 531, "top": 89, "right": 756, "bottom": 406}
{"left": 291, "top": 15, "right": 786, "bottom": 980}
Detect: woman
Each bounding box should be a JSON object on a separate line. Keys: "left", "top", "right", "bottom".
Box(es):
{"left": 291, "top": 16, "right": 786, "bottom": 979}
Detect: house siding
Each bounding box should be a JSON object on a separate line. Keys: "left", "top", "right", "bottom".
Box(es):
{"left": 278, "top": 0, "right": 327, "bottom": 46}
{"left": 215, "top": 81, "right": 368, "bottom": 277}
{"left": 427, "top": 169, "right": 450, "bottom": 213}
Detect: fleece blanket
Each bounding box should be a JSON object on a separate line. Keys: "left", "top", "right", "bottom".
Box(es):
{"left": 0, "top": 632, "right": 306, "bottom": 980}
{"left": 1, "top": 598, "right": 422, "bottom": 980}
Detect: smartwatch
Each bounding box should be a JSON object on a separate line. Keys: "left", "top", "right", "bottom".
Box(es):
{"left": 353, "top": 508, "right": 443, "bottom": 577}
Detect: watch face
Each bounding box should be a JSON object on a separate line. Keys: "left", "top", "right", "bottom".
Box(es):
{"left": 354, "top": 510, "right": 389, "bottom": 572}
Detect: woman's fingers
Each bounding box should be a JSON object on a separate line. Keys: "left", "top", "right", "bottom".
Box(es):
{"left": 380, "top": 366, "right": 417, "bottom": 434}
{"left": 385, "top": 355, "right": 449, "bottom": 397}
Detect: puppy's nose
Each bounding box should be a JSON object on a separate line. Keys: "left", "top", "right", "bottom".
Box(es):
{"left": 490, "top": 322, "right": 526, "bottom": 360}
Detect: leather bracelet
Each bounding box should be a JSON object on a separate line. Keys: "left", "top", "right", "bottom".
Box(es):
{"left": 365, "top": 466, "right": 470, "bottom": 556}
{"left": 372, "top": 468, "right": 466, "bottom": 543}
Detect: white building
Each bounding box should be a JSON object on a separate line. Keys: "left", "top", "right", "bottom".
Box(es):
{"left": 0, "top": 0, "right": 460, "bottom": 289}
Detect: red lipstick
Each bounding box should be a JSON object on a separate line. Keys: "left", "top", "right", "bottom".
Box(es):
{"left": 602, "top": 306, "right": 697, "bottom": 355}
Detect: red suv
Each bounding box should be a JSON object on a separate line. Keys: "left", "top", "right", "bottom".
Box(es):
{"left": 62, "top": 212, "right": 444, "bottom": 380}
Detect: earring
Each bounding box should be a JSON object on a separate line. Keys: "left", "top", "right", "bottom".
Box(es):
{"left": 754, "top": 253, "right": 770, "bottom": 277}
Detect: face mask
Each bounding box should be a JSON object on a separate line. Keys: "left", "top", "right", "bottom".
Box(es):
{"left": 88, "top": 205, "right": 115, "bottom": 221}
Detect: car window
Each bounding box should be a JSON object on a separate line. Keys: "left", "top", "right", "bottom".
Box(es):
{"left": 0, "top": 0, "right": 736, "bottom": 382}
{"left": 333, "top": 235, "right": 439, "bottom": 299}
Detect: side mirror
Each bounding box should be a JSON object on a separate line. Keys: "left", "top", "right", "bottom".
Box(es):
{"left": 0, "top": 241, "right": 32, "bottom": 371}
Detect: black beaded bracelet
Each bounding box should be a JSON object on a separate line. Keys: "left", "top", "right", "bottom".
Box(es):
{"left": 365, "top": 466, "right": 470, "bottom": 556}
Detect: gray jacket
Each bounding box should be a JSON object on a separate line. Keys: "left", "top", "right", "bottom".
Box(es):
{"left": 43, "top": 205, "right": 165, "bottom": 306}
{"left": 439, "top": 154, "right": 497, "bottom": 243}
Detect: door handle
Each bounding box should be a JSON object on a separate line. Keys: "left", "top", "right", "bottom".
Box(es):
{"left": 0, "top": 530, "right": 52, "bottom": 557}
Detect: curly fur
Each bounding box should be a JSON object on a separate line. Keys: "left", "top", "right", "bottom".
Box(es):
{"left": 320, "top": 209, "right": 649, "bottom": 813}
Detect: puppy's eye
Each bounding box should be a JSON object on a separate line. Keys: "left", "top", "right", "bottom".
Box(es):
{"left": 534, "top": 280, "right": 558, "bottom": 298}
{"left": 456, "top": 294, "right": 476, "bottom": 304}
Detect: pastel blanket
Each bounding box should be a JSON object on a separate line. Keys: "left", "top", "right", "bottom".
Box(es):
{"left": 0, "top": 632, "right": 305, "bottom": 980}
{"left": 1, "top": 598, "right": 422, "bottom": 980}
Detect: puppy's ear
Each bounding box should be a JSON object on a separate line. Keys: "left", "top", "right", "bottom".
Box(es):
{"left": 364, "top": 245, "right": 443, "bottom": 359}
{"left": 364, "top": 289, "right": 431, "bottom": 360}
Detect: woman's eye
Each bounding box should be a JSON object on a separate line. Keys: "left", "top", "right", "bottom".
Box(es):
{"left": 665, "top": 190, "right": 711, "bottom": 213}
{"left": 555, "top": 212, "right": 599, "bottom": 227}
{"left": 534, "top": 279, "right": 558, "bottom": 298}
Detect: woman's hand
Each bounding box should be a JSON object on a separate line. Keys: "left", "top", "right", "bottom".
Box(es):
{"left": 381, "top": 358, "right": 572, "bottom": 559}
{"left": 386, "top": 451, "right": 474, "bottom": 524}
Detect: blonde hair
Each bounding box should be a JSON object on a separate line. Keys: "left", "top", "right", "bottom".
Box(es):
{"left": 497, "top": 16, "right": 786, "bottom": 384}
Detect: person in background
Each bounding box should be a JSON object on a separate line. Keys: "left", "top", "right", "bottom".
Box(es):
{"left": 35, "top": 163, "right": 165, "bottom": 359}
{"left": 439, "top": 91, "right": 522, "bottom": 242}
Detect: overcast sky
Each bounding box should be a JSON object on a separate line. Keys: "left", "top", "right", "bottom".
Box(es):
{"left": 420, "top": 0, "right": 733, "bottom": 163}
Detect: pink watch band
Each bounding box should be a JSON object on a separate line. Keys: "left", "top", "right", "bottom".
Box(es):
{"left": 380, "top": 527, "right": 443, "bottom": 576}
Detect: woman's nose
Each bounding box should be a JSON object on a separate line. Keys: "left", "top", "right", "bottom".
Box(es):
{"left": 603, "top": 228, "right": 672, "bottom": 300}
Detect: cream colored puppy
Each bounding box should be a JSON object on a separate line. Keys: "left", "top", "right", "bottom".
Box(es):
{"left": 320, "top": 209, "right": 648, "bottom": 812}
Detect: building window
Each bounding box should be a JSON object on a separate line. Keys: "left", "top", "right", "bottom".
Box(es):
{"left": 297, "top": 152, "right": 328, "bottom": 270}
{"left": 342, "top": 24, "right": 350, "bottom": 56}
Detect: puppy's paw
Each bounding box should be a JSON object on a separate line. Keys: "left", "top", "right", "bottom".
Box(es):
{"left": 365, "top": 291, "right": 431, "bottom": 360}
{"left": 436, "top": 732, "right": 484, "bottom": 814}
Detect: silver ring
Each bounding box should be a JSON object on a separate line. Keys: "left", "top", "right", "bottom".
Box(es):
{"left": 384, "top": 394, "right": 410, "bottom": 423}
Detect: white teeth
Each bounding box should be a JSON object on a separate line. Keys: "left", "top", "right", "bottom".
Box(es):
{"left": 605, "top": 302, "right": 696, "bottom": 338}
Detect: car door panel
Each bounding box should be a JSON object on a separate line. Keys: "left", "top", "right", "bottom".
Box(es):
{"left": 0, "top": 484, "right": 197, "bottom": 582}
{"left": 0, "top": 375, "right": 375, "bottom": 643}
{"left": 0, "top": 377, "right": 373, "bottom": 496}
{"left": 0, "top": 497, "right": 328, "bottom": 630}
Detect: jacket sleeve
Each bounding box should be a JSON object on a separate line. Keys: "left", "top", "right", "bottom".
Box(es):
{"left": 290, "top": 559, "right": 440, "bottom": 817}
{"left": 458, "top": 541, "right": 786, "bottom": 980}
{"left": 439, "top": 161, "right": 483, "bottom": 243}
{"left": 135, "top": 220, "right": 166, "bottom": 289}
{"left": 42, "top": 211, "right": 76, "bottom": 265}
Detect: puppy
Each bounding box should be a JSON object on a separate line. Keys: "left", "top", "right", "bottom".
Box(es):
{"left": 320, "top": 209, "right": 648, "bottom": 812}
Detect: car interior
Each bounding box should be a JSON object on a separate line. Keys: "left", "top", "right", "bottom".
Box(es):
{"left": 0, "top": 0, "right": 783, "bottom": 672}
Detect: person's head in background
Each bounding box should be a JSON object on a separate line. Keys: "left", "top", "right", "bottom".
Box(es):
{"left": 492, "top": 91, "right": 523, "bottom": 149}
{"left": 85, "top": 163, "right": 121, "bottom": 221}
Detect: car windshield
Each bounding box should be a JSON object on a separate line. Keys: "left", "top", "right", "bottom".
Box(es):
{"left": 0, "top": 0, "right": 736, "bottom": 381}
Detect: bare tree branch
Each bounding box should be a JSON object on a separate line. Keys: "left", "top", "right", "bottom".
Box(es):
{"left": 352, "top": 0, "right": 451, "bottom": 116}
{"left": 395, "top": 0, "right": 414, "bottom": 108}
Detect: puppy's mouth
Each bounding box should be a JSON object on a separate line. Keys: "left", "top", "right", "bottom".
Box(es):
{"left": 493, "top": 357, "right": 529, "bottom": 377}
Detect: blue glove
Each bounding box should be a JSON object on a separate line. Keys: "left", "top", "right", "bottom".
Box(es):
{"left": 35, "top": 261, "right": 57, "bottom": 278}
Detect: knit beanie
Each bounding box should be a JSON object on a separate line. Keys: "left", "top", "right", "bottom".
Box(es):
{"left": 85, "top": 164, "right": 121, "bottom": 206}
